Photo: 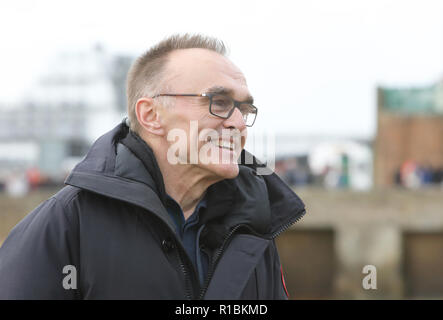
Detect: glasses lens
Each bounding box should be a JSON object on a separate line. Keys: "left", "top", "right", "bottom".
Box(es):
{"left": 210, "top": 94, "right": 234, "bottom": 117}
{"left": 210, "top": 95, "right": 257, "bottom": 126}
{"left": 240, "top": 104, "right": 257, "bottom": 127}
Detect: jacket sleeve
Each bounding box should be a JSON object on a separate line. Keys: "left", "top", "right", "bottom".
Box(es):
{"left": 0, "top": 196, "right": 80, "bottom": 299}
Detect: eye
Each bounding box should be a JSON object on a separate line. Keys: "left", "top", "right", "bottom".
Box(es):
{"left": 212, "top": 95, "right": 232, "bottom": 109}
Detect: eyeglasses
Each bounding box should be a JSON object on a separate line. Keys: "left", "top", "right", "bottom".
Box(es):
{"left": 151, "top": 93, "right": 258, "bottom": 127}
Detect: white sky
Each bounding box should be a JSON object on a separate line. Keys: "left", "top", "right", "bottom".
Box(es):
{"left": 0, "top": 0, "right": 442, "bottom": 139}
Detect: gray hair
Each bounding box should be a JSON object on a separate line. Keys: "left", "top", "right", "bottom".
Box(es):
{"left": 126, "top": 34, "right": 228, "bottom": 133}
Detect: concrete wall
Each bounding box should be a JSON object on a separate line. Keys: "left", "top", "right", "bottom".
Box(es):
{"left": 277, "top": 187, "right": 443, "bottom": 299}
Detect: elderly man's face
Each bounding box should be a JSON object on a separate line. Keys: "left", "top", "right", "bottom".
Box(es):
{"left": 159, "top": 48, "right": 250, "bottom": 179}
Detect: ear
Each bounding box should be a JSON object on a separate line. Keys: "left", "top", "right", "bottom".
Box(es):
{"left": 135, "top": 97, "right": 166, "bottom": 136}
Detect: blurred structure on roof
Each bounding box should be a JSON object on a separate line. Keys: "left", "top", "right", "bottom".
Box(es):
{"left": 0, "top": 45, "right": 133, "bottom": 186}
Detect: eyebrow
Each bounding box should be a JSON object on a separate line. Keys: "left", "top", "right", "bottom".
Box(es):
{"left": 204, "top": 85, "right": 254, "bottom": 104}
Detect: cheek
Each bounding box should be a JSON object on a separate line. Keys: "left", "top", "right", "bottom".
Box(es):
{"left": 241, "top": 130, "right": 247, "bottom": 148}
{"left": 162, "top": 109, "right": 187, "bottom": 132}
{"left": 198, "top": 111, "right": 220, "bottom": 125}
{"left": 177, "top": 108, "right": 216, "bottom": 132}
{"left": 197, "top": 116, "right": 225, "bottom": 137}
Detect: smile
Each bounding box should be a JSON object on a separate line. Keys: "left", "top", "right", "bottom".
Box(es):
{"left": 207, "top": 137, "right": 235, "bottom": 151}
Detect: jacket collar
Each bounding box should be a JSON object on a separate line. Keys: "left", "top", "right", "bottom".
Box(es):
{"left": 119, "top": 129, "right": 168, "bottom": 204}
{"left": 65, "top": 120, "right": 306, "bottom": 241}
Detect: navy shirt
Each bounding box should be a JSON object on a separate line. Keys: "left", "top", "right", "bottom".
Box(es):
{"left": 165, "top": 195, "right": 209, "bottom": 286}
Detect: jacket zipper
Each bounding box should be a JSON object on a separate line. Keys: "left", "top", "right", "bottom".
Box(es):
{"left": 145, "top": 204, "right": 307, "bottom": 300}
{"left": 171, "top": 231, "right": 202, "bottom": 300}
{"left": 198, "top": 224, "right": 243, "bottom": 300}
{"left": 147, "top": 214, "right": 199, "bottom": 300}
{"left": 198, "top": 208, "right": 306, "bottom": 299}
{"left": 270, "top": 208, "right": 306, "bottom": 238}
{"left": 175, "top": 248, "right": 194, "bottom": 300}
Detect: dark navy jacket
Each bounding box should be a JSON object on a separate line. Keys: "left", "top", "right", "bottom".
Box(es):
{"left": 0, "top": 121, "right": 306, "bottom": 299}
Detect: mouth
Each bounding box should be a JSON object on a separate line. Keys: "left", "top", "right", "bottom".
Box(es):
{"left": 207, "top": 136, "right": 235, "bottom": 151}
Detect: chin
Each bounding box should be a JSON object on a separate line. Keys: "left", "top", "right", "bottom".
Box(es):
{"left": 198, "top": 143, "right": 242, "bottom": 180}
{"left": 209, "top": 163, "right": 240, "bottom": 180}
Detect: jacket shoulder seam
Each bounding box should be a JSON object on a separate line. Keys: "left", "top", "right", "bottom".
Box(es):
{"left": 50, "top": 187, "right": 84, "bottom": 227}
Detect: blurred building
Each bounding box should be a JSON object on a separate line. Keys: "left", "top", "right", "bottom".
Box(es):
{"left": 374, "top": 80, "right": 443, "bottom": 187}
{"left": 0, "top": 45, "right": 133, "bottom": 182}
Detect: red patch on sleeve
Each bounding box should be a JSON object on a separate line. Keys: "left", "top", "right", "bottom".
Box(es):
{"left": 281, "top": 265, "right": 290, "bottom": 298}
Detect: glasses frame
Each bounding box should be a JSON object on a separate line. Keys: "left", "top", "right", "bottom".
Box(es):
{"left": 151, "top": 93, "right": 258, "bottom": 127}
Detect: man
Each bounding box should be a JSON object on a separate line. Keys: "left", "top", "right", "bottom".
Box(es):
{"left": 0, "top": 34, "right": 306, "bottom": 299}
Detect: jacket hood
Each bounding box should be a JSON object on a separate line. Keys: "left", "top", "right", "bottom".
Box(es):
{"left": 65, "top": 120, "right": 306, "bottom": 244}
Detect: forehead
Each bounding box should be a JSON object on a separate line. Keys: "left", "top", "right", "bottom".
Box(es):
{"left": 164, "top": 48, "right": 249, "bottom": 97}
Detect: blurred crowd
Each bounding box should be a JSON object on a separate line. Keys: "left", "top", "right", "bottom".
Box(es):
{"left": 0, "top": 167, "right": 61, "bottom": 197}
{"left": 394, "top": 160, "right": 443, "bottom": 188}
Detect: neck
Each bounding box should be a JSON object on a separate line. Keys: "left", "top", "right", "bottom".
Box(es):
{"left": 164, "top": 167, "right": 214, "bottom": 220}
{"left": 152, "top": 144, "right": 220, "bottom": 220}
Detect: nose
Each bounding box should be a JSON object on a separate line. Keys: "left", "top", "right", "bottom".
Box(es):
{"left": 223, "top": 107, "right": 247, "bottom": 131}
